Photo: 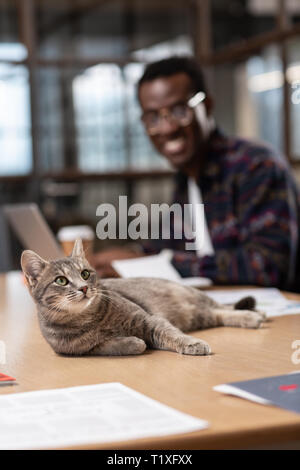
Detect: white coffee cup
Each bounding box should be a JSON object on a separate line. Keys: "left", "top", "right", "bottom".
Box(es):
{"left": 57, "top": 225, "right": 95, "bottom": 256}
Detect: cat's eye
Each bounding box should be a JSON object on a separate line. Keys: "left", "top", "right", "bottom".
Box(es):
{"left": 81, "top": 270, "right": 90, "bottom": 281}
{"left": 55, "top": 276, "right": 69, "bottom": 286}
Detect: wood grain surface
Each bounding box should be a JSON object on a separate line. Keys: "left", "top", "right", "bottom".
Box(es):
{"left": 1, "top": 272, "right": 300, "bottom": 449}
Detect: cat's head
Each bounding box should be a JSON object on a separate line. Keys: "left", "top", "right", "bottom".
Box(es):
{"left": 21, "top": 238, "right": 100, "bottom": 323}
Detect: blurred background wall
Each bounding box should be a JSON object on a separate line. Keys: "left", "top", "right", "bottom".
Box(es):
{"left": 1, "top": 0, "right": 300, "bottom": 269}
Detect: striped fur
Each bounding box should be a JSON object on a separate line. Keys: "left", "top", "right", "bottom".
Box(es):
{"left": 21, "top": 239, "right": 266, "bottom": 356}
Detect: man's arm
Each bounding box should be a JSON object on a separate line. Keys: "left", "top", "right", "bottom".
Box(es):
{"left": 89, "top": 247, "right": 144, "bottom": 278}
{"left": 171, "top": 160, "right": 299, "bottom": 288}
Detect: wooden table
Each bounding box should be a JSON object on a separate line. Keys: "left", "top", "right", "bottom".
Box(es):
{"left": 1, "top": 272, "right": 300, "bottom": 450}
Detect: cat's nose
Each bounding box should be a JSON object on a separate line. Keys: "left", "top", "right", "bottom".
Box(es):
{"left": 79, "top": 286, "right": 88, "bottom": 295}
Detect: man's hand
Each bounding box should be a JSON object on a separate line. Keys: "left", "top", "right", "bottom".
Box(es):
{"left": 88, "top": 248, "right": 144, "bottom": 278}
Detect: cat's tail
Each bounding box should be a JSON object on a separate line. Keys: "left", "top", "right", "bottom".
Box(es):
{"left": 234, "top": 296, "right": 256, "bottom": 310}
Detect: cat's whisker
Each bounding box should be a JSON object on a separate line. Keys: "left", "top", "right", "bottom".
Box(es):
{"left": 46, "top": 298, "right": 64, "bottom": 313}
{"left": 47, "top": 296, "right": 71, "bottom": 315}
{"left": 48, "top": 300, "right": 68, "bottom": 314}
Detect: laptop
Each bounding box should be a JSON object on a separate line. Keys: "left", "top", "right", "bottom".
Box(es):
{"left": 3, "top": 203, "right": 213, "bottom": 287}
{"left": 3, "top": 203, "right": 64, "bottom": 260}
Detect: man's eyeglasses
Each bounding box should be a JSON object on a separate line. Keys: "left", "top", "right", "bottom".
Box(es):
{"left": 141, "top": 91, "right": 206, "bottom": 136}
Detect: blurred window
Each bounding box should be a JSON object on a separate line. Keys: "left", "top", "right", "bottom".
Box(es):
{"left": 0, "top": 59, "right": 32, "bottom": 175}
{"left": 287, "top": 38, "right": 300, "bottom": 159}
{"left": 244, "top": 45, "right": 284, "bottom": 153}
{"left": 72, "top": 36, "right": 192, "bottom": 173}
{"left": 0, "top": 0, "right": 32, "bottom": 176}
{"left": 213, "top": 45, "right": 284, "bottom": 154}
{"left": 73, "top": 64, "right": 128, "bottom": 173}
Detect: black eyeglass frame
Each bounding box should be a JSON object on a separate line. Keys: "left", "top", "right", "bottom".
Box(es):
{"left": 141, "top": 91, "right": 206, "bottom": 136}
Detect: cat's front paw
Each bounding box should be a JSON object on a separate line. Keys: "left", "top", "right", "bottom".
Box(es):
{"left": 177, "top": 337, "right": 211, "bottom": 356}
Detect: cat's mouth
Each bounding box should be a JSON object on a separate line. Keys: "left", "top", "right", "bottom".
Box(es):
{"left": 76, "top": 292, "right": 94, "bottom": 304}
{"left": 77, "top": 294, "right": 89, "bottom": 302}
{"left": 66, "top": 294, "right": 94, "bottom": 313}
{"left": 66, "top": 289, "right": 96, "bottom": 306}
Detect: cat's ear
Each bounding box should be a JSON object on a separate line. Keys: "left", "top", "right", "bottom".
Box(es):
{"left": 71, "top": 238, "right": 85, "bottom": 258}
{"left": 21, "top": 250, "right": 48, "bottom": 288}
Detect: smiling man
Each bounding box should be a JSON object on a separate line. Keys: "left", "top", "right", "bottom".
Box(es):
{"left": 136, "top": 56, "right": 300, "bottom": 289}
{"left": 138, "top": 63, "right": 211, "bottom": 176}
{"left": 92, "top": 56, "right": 300, "bottom": 290}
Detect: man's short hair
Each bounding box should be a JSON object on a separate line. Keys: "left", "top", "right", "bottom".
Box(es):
{"left": 137, "top": 56, "right": 207, "bottom": 96}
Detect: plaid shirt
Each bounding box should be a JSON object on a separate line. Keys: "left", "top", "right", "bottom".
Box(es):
{"left": 142, "top": 129, "right": 300, "bottom": 289}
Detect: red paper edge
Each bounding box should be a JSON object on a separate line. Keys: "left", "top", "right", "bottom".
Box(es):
{"left": 0, "top": 373, "right": 16, "bottom": 382}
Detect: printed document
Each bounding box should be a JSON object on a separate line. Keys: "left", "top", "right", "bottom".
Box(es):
{"left": 0, "top": 382, "right": 208, "bottom": 449}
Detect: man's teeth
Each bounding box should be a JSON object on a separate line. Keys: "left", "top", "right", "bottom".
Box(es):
{"left": 164, "top": 138, "right": 185, "bottom": 153}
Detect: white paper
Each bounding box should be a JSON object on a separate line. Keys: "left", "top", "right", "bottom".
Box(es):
{"left": 213, "top": 384, "right": 271, "bottom": 405}
{"left": 180, "top": 277, "right": 212, "bottom": 287}
{"left": 205, "top": 288, "right": 300, "bottom": 317}
{"left": 112, "top": 252, "right": 181, "bottom": 281}
{"left": 0, "top": 383, "right": 208, "bottom": 449}
{"left": 112, "top": 252, "right": 212, "bottom": 287}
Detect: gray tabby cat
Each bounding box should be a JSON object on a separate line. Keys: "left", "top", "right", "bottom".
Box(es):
{"left": 21, "top": 239, "right": 266, "bottom": 357}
